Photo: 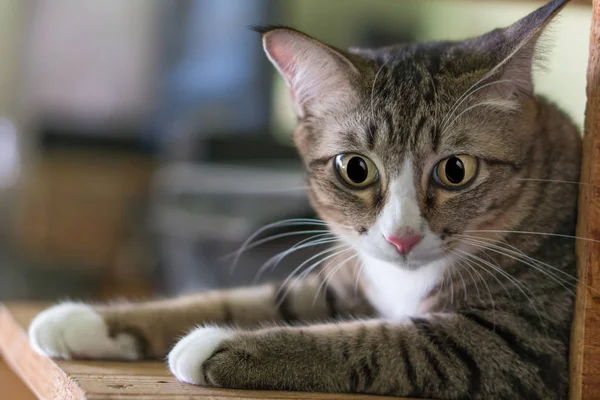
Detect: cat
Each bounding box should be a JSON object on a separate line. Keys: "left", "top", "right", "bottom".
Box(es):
{"left": 27, "top": 0, "right": 581, "bottom": 398}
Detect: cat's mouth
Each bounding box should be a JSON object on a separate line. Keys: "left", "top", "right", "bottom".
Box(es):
{"left": 357, "top": 231, "right": 449, "bottom": 270}
{"left": 392, "top": 251, "right": 448, "bottom": 270}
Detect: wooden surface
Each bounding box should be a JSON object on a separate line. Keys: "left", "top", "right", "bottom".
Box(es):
{"left": 0, "top": 358, "right": 36, "bottom": 400}
{"left": 570, "top": 0, "right": 600, "bottom": 399}
{"left": 0, "top": 304, "right": 403, "bottom": 400}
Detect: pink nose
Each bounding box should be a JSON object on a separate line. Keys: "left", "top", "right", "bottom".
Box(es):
{"left": 386, "top": 234, "right": 422, "bottom": 255}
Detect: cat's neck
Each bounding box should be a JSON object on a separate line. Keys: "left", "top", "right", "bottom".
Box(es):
{"left": 359, "top": 253, "right": 451, "bottom": 320}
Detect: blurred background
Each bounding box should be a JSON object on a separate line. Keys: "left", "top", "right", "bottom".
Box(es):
{"left": 0, "top": 0, "right": 592, "bottom": 302}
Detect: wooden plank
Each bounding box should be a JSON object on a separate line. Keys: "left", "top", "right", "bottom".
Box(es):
{"left": 0, "top": 304, "right": 87, "bottom": 400}
{"left": 0, "top": 358, "right": 36, "bottom": 400}
{"left": 571, "top": 0, "right": 600, "bottom": 399}
{"left": 0, "top": 304, "right": 403, "bottom": 400}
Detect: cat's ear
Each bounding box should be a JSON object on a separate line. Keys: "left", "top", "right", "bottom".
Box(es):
{"left": 475, "top": 0, "right": 570, "bottom": 96}
{"left": 259, "top": 27, "right": 361, "bottom": 119}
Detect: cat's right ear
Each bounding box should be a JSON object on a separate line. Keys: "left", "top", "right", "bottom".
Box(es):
{"left": 259, "top": 27, "right": 360, "bottom": 119}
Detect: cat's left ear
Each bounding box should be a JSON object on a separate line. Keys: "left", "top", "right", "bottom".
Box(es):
{"left": 259, "top": 27, "right": 361, "bottom": 119}
{"left": 475, "top": 0, "right": 570, "bottom": 95}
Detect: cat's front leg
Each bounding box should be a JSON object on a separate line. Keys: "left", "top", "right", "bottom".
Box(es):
{"left": 168, "top": 311, "right": 568, "bottom": 398}
{"left": 28, "top": 273, "right": 372, "bottom": 360}
{"left": 168, "top": 320, "right": 396, "bottom": 393}
{"left": 28, "top": 284, "right": 282, "bottom": 360}
{"left": 168, "top": 322, "right": 365, "bottom": 392}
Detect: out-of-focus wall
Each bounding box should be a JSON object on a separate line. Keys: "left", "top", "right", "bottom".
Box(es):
{"left": 24, "top": 0, "right": 160, "bottom": 128}
{"left": 0, "top": 0, "right": 27, "bottom": 240}
{"left": 2, "top": 0, "right": 161, "bottom": 299}
{"left": 0, "top": 0, "right": 26, "bottom": 118}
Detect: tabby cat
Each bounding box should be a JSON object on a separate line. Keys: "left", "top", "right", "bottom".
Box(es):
{"left": 28, "top": 0, "right": 582, "bottom": 398}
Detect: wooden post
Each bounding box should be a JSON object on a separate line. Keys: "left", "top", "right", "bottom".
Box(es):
{"left": 571, "top": 0, "right": 600, "bottom": 399}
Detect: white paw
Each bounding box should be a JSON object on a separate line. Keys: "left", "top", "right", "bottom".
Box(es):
{"left": 168, "top": 327, "right": 233, "bottom": 385}
{"left": 28, "top": 302, "right": 140, "bottom": 360}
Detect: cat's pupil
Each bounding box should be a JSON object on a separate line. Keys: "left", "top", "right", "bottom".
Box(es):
{"left": 445, "top": 157, "right": 465, "bottom": 184}
{"left": 347, "top": 157, "right": 369, "bottom": 183}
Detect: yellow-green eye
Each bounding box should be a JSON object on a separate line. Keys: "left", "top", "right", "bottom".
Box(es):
{"left": 434, "top": 155, "right": 478, "bottom": 188}
{"left": 334, "top": 154, "right": 379, "bottom": 188}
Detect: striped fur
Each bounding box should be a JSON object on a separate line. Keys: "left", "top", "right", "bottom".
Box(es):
{"left": 29, "top": 1, "right": 580, "bottom": 398}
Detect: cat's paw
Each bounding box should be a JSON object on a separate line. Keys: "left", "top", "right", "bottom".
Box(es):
{"left": 28, "top": 302, "right": 141, "bottom": 360}
{"left": 168, "top": 327, "right": 234, "bottom": 385}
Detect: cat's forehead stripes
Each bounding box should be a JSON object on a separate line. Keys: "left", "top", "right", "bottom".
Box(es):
{"left": 358, "top": 60, "right": 443, "bottom": 165}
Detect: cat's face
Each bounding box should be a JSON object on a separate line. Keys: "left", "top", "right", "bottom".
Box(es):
{"left": 298, "top": 58, "right": 536, "bottom": 270}
{"left": 261, "top": 1, "right": 566, "bottom": 270}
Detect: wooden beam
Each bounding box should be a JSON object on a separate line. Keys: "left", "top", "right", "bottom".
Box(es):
{"left": 571, "top": 0, "right": 600, "bottom": 399}
{"left": 0, "top": 358, "right": 35, "bottom": 400}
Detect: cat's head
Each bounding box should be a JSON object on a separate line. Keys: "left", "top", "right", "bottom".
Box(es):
{"left": 261, "top": 0, "right": 573, "bottom": 270}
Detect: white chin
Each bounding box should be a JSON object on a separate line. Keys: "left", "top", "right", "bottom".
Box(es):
{"left": 370, "top": 251, "right": 445, "bottom": 270}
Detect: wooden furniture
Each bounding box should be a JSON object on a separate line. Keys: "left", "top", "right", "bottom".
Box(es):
{"left": 0, "top": 304, "right": 401, "bottom": 400}
{"left": 570, "top": 1, "right": 600, "bottom": 399}
{"left": 0, "top": 358, "right": 35, "bottom": 400}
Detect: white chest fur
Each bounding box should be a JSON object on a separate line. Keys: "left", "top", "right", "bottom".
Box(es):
{"left": 360, "top": 254, "right": 448, "bottom": 320}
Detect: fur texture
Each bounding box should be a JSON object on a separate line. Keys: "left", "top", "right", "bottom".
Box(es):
{"left": 29, "top": 1, "right": 580, "bottom": 398}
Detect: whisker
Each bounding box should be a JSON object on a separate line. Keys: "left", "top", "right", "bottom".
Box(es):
{"left": 457, "top": 247, "right": 555, "bottom": 341}
{"left": 464, "top": 229, "right": 600, "bottom": 243}
{"left": 449, "top": 250, "right": 498, "bottom": 325}
{"left": 442, "top": 99, "right": 517, "bottom": 136}
{"left": 455, "top": 259, "right": 481, "bottom": 299}
{"left": 457, "top": 249, "right": 543, "bottom": 318}
{"left": 252, "top": 236, "right": 341, "bottom": 283}
{"left": 275, "top": 245, "right": 352, "bottom": 307}
{"left": 313, "top": 252, "right": 359, "bottom": 307}
{"left": 449, "top": 249, "right": 495, "bottom": 312}
{"left": 459, "top": 237, "right": 578, "bottom": 296}
{"left": 354, "top": 260, "right": 365, "bottom": 299}
{"left": 277, "top": 253, "right": 354, "bottom": 311}
{"left": 221, "top": 230, "right": 334, "bottom": 261}
{"left": 229, "top": 218, "right": 349, "bottom": 273}
{"left": 440, "top": 75, "right": 491, "bottom": 130}
{"left": 458, "top": 234, "right": 577, "bottom": 284}
{"left": 245, "top": 186, "right": 310, "bottom": 193}
{"left": 441, "top": 35, "right": 535, "bottom": 132}
{"left": 278, "top": 245, "right": 351, "bottom": 287}
{"left": 296, "top": 246, "right": 354, "bottom": 283}
{"left": 449, "top": 268, "right": 455, "bottom": 304}
{"left": 439, "top": 79, "right": 519, "bottom": 132}
{"left": 457, "top": 250, "right": 524, "bottom": 325}
{"left": 440, "top": 21, "right": 548, "bottom": 135}
{"left": 515, "top": 178, "right": 598, "bottom": 187}
{"left": 255, "top": 237, "right": 340, "bottom": 275}
{"left": 455, "top": 249, "right": 515, "bottom": 300}
{"left": 455, "top": 263, "right": 468, "bottom": 301}
{"left": 458, "top": 234, "right": 600, "bottom": 304}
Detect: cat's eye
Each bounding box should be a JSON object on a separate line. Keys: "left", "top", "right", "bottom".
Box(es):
{"left": 433, "top": 155, "right": 478, "bottom": 189}
{"left": 334, "top": 154, "right": 379, "bottom": 188}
